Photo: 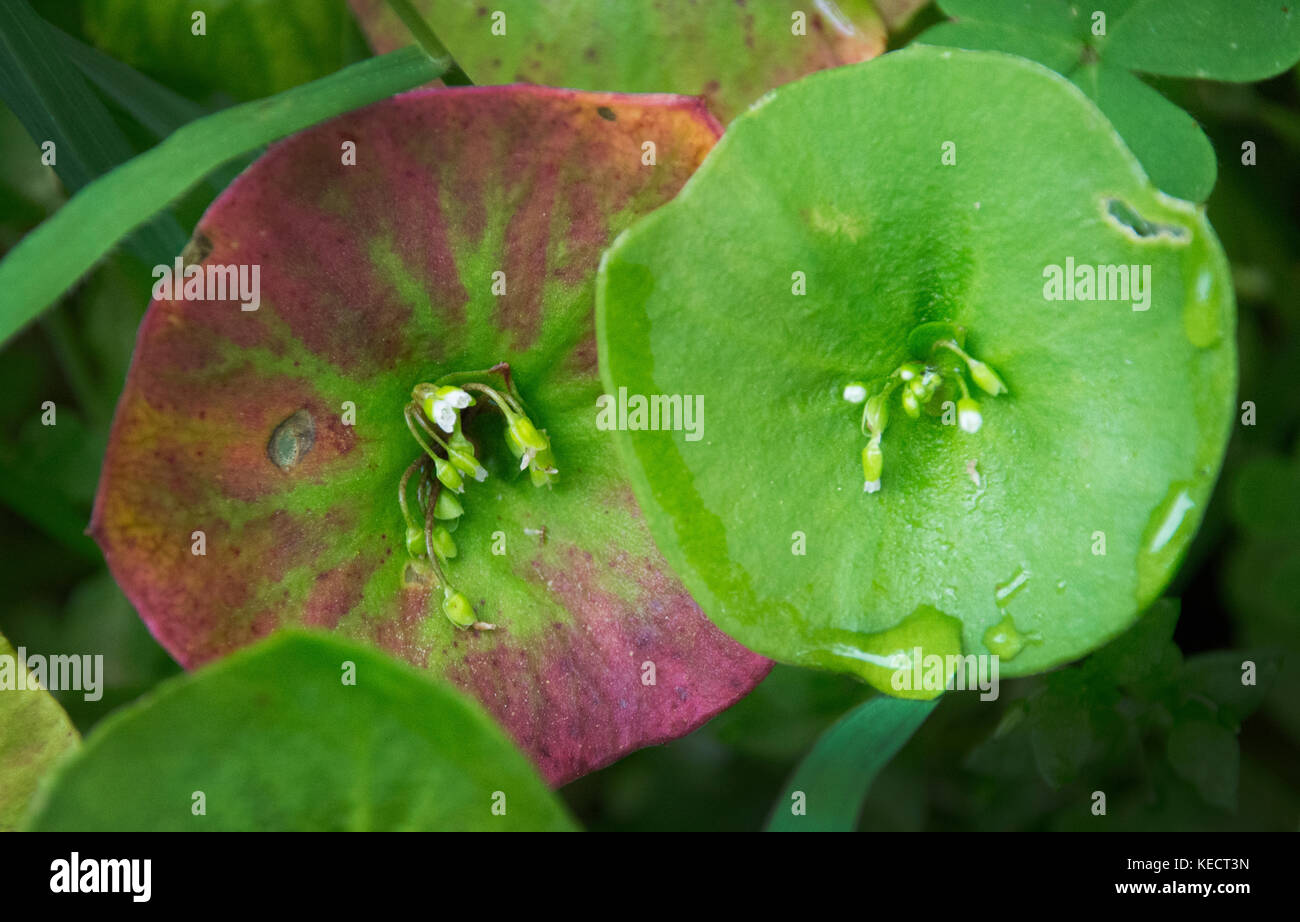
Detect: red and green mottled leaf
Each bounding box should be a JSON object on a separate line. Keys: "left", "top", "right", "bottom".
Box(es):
{"left": 93, "top": 85, "right": 770, "bottom": 786}
{"left": 349, "top": 0, "right": 887, "bottom": 121}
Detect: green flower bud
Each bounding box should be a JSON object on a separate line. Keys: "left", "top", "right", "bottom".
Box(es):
{"left": 405, "top": 524, "right": 426, "bottom": 558}
{"left": 433, "top": 490, "right": 464, "bottom": 520}
{"left": 967, "top": 358, "right": 1007, "bottom": 396}
{"left": 508, "top": 413, "right": 549, "bottom": 452}
{"left": 861, "top": 439, "right": 883, "bottom": 493}
{"left": 441, "top": 586, "right": 476, "bottom": 628}
{"left": 901, "top": 387, "right": 921, "bottom": 419}
{"left": 433, "top": 456, "right": 464, "bottom": 493}
{"left": 865, "top": 393, "right": 889, "bottom": 435}
{"left": 912, "top": 370, "right": 943, "bottom": 405}
{"left": 431, "top": 525, "right": 457, "bottom": 559}
{"left": 448, "top": 428, "right": 487, "bottom": 480}
{"left": 528, "top": 444, "right": 558, "bottom": 487}
{"left": 898, "top": 361, "right": 925, "bottom": 382}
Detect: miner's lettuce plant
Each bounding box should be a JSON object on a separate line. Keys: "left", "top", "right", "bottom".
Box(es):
{"left": 597, "top": 45, "right": 1237, "bottom": 692}
{"left": 0, "top": 0, "right": 1280, "bottom": 831}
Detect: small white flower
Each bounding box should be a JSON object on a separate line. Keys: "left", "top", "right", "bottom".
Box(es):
{"left": 432, "top": 401, "right": 458, "bottom": 432}
{"left": 443, "top": 388, "right": 471, "bottom": 409}
{"left": 843, "top": 383, "right": 868, "bottom": 404}
{"left": 430, "top": 387, "right": 472, "bottom": 433}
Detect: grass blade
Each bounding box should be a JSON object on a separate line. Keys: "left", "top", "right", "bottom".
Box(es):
{"left": 51, "top": 26, "right": 207, "bottom": 140}
{"left": 0, "top": 45, "right": 449, "bottom": 346}
{"left": 766, "top": 694, "right": 939, "bottom": 832}
{"left": 51, "top": 25, "right": 248, "bottom": 195}
{"left": 0, "top": 0, "right": 186, "bottom": 263}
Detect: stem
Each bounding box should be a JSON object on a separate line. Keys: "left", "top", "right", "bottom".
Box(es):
{"left": 383, "top": 0, "right": 453, "bottom": 63}
{"left": 404, "top": 402, "right": 454, "bottom": 458}
{"left": 935, "top": 339, "right": 973, "bottom": 365}
{"left": 398, "top": 456, "right": 424, "bottom": 528}
{"left": 422, "top": 478, "right": 451, "bottom": 585}
{"left": 41, "top": 305, "right": 110, "bottom": 426}
{"left": 460, "top": 381, "right": 518, "bottom": 416}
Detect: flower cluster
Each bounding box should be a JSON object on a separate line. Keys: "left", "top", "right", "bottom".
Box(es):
{"left": 845, "top": 322, "right": 1007, "bottom": 494}
{"left": 399, "top": 362, "right": 557, "bottom": 629}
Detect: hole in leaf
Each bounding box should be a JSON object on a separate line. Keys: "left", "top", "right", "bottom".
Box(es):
{"left": 1104, "top": 198, "right": 1189, "bottom": 241}
{"left": 180, "top": 230, "right": 213, "bottom": 266}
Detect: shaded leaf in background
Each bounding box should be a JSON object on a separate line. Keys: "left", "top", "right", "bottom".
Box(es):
{"left": 1223, "top": 442, "right": 1300, "bottom": 743}
{"left": 349, "top": 0, "right": 887, "bottom": 121}
{"left": 1, "top": 570, "right": 182, "bottom": 731}
{"left": 767, "top": 693, "right": 938, "bottom": 831}
{"left": 598, "top": 47, "right": 1236, "bottom": 694}
{"left": 963, "top": 601, "right": 1278, "bottom": 821}
{"left": 81, "top": 0, "right": 367, "bottom": 103}
{"left": 0, "top": 0, "right": 185, "bottom": 264}
{"left": 921, "top": 1, "right": 1300, "bottom": 200}
{"left": 92, "top": 85, "right": 771, "bottom": 786}
{"left": 26, "top": 632, "right": 575, "bottom": 830}
{"left": 0, "top": 628, "right": 79, "bottom": 830}
{"left": 0, "top": 45, "right": 450, "bottom": 346}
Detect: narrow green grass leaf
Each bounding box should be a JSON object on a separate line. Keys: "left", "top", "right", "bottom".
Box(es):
{"left": 0, "top": 45, "right": 449, "bottom": 347}
{"left": 767, "top": 694, "right": 939, "bottom": 832}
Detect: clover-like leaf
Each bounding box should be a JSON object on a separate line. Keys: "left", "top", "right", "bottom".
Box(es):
{"left": 0, "top": 629, "right": 79, "bottom": 830}
{"left": 349, "top": 0, "right": 886, "bottom": 121}
{"left": 92, "top": 86, "right": 771, "bottom": 786}
{"left": 25, "top": 632, "right": 575, "bottom": 830}
{"left": 922, "top": 0, "right": 1300, "bottom": 201}
{"left": 597, "top": 47, "right": 1236, "bottom": 696}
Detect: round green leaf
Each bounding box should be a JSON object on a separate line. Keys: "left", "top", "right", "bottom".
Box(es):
{"left": 349, "top": 0, "right": 886, "bottom": 121}
{"left": 26, "top": 632, "right": 576, "bottom": 830}
{"left": 597, "top": 46, "right": 1236, "bottom": 695}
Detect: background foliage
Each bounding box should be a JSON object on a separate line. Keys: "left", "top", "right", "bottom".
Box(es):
{"left": 0, "top": 0, "right": 1296, "bottom": 830}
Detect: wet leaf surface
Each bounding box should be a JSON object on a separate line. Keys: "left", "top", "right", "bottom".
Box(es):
{"left": 597, "top": 47, "right": 1236, "bottom": 694}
